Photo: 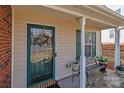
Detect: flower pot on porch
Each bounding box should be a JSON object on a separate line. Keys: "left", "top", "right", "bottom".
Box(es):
{"left": 72, "top": 63, "right": 80, "bottom": 71}
{"left": 72, "top": 61, "right": 80, "bottom": 71}
{"left": 116, "top": 66, "right": 124, "bottom": 78}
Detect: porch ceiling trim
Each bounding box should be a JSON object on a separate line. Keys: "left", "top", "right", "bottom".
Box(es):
{"left": 85, "top": 5, "right": 124, "bottom": 25}
{"left": 44, "top": 5, "right": 124, "bottom": 29}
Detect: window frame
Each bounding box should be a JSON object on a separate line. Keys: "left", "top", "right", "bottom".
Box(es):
{"left": 85, "top": 31, "right": 96, "bottom": 57}
{"left": 76, "top": 30, "right": 96, "bottom": 59}
{"left": 109, "top": 30, "right": 115, "bottom": 39}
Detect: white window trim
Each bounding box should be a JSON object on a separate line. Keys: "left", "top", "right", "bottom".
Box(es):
{"left": 109, "top": 29, "right": 115, "bottom": 39}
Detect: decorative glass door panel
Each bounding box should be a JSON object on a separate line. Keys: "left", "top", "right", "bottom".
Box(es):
{"left": 27, "top": 24, "right": 55, "bottom": 86}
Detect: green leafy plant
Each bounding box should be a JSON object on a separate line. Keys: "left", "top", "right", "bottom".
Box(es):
{"left": 95, "top": 56, "right": 109, "bottom": 73}
{"left": 95, "top": 56, "right": 109, "bottom": 64}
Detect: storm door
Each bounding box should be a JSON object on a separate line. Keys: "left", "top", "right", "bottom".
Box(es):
{"left": 27, "top": 24, "right": 55, "bottom": 86}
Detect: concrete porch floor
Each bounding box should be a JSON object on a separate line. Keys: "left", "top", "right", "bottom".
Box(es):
{"left": 58, "top": 69, "right": 124, "bottom": 88}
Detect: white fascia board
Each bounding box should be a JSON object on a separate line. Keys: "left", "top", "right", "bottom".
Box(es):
{"left": 85, "top": 5, "right": 124, "bottom": 24}
{"left": 44, "top": 5, "right": 118, "bottom": 28}
{"left": 98, "top": 6, "right": 124, "bottom": 21}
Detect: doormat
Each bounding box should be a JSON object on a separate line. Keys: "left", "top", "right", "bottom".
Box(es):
{"left": 31, "top": 80, "right": 60, "bottom": 88}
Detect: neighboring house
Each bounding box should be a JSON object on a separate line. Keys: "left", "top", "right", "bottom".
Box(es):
{"left": 0, "top": 5, "right": 124, "bottom": 88}
{"left": 102, "top": 6, "right": 124, "bottom": 44}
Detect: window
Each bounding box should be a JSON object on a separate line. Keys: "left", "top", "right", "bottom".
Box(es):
{"left": 109, "top": 30, "right": 115, "bottom": 39}
{"left": 85, "top": 32, "right": 96, "bottom": 57}
{"left": 85, "top": 32, "right": 92, "bottom": 44}
{"left": 92, "top": 32, "right": 96, "bottom": 56}
{"left": 76, "top": 31, "right": 96, "bottom": 60}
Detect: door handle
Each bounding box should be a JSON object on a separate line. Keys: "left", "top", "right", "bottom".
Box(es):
{"left": 54, "top": 53, "right": 57, "bottom": 57}
{"left": 52, "top": 53, "right": 57, "bottom": 57}
{"left": 51, "top": 53, "right": 57, "bottom": 58}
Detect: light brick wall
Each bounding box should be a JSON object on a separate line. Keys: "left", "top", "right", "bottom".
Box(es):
{"left": 0, "top": 5, "right": 12, "bottom": 88}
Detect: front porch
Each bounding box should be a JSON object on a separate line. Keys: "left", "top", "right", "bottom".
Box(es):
{"left": 58, "top": 68, "right": 124, "bottom": 88}
{"left": 11, "top": 5, "right": 124, "bottom": 88}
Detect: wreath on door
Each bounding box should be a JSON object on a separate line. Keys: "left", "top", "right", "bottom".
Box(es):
{"left": 33, "top": 32, "right": 51, "bottom": 47}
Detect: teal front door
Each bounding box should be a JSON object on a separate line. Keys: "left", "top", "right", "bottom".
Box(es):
{"left": 27, "top": 24, "right": 55, "bottom": 87}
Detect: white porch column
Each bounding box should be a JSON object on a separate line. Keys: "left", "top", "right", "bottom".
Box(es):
{"left": 114, "top": 28, "right": 120, "bottom": 67}
{"left": 80, "top": 17, "right": 86, "bottom": 88}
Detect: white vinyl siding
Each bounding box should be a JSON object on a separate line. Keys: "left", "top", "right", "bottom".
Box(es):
{"left": 12, "top": 6, "right": 101, "bottom": 87}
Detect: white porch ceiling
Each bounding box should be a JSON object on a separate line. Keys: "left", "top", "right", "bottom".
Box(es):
{"left": 13, "top": 5, "right": 124, "bottom": 30}
{"left": 45, "top": 5, "right": 124, "bottom": 30}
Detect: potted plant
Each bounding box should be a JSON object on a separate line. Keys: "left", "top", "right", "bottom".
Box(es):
{"left": 72, "top": 61, "right": 80, "bottom": 71}
{"left": 95, "top": 56, "right": 109, "bottom": 65}
{"left": 95, "top": 56, "right": 109, "bottom": 73}
{"left": 116, "top": 65, "right": 124, "bottom": 78}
